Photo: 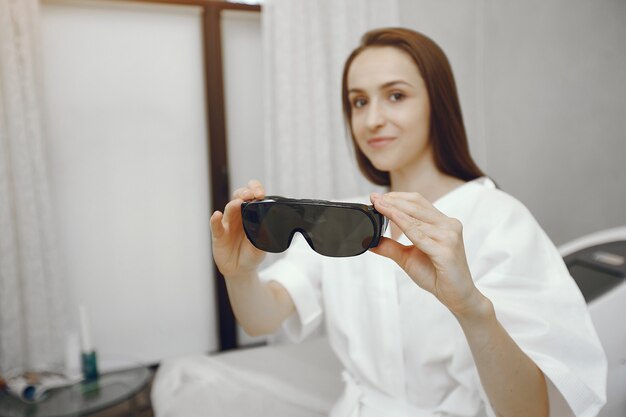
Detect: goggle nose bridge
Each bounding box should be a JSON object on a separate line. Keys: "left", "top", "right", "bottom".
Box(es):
{"left": 286, "top": 227, "right": 318, "bottom": 253}
{"left": 280, "top": 204, "right": 328, "bottom": 253}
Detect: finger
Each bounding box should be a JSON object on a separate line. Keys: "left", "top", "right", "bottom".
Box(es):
{"left": 247, "top": 179, "right": 265, "bottom": 199}
{"left": 370, "top": 237, "right": 433, "bottom": 270}
{"left": 371, "top": 194, "right": 426, "bottom": 229}
{"left": 377, "top": 193, "right": 464, "bottom": 244}
{"left": 372, "top": 193, "right": 441, "bottom": 225}
{"left": 371, "top": 195, "right": 448, "bottom": 241}
{"left": 232, "top": 187, "right": 255, "bottom": 200}
{"left": 372, "top": 199, "right": 439, "bottom": 257}
{"left": 385, "top": 190, "right": 429, "bottom": 204}
{"left": 210, "top": 211, "right": 225, "bottom": 238}
{"left": 223, "top": 198, "right": 244, "bottom": 227}
{"left": 399, "top": 219, "right": 449, "bottom": 242}
{"left": 384, "top": 191, "right": 445, "bottom": 216}
{"left": 369, "top": 237, "right": 408, "bottom": 263}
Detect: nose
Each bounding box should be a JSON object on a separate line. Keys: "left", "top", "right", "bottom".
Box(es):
{"left": 365, "top": 100, "right": 385, "bottom": 131}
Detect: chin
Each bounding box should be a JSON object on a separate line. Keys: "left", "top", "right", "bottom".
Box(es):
{"left": 361, "top": 149, "right": 404, "bottom": 172}
{"left": 368, "top": 158, "right": 397, "bottom": 173}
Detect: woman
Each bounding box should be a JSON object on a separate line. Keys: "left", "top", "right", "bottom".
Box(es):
{"left": 210, "top": 28, "right": 606, "bottom": 416}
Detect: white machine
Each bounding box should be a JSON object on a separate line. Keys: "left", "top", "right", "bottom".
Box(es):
{"left": 559, "top": 227, "right": 626, "bottom": 417}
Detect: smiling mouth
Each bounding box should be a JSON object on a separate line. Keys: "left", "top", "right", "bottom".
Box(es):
{"left": 367, "top": 137, "right": 396, "bottom": 148}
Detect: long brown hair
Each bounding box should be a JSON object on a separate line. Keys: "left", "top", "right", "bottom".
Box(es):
{"left": 342, "top": 28, "right": 484, "bottom": 186}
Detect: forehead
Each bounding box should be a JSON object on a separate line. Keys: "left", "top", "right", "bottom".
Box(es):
{"left": 347, "top": 46, "right": 422, "bottom": 89}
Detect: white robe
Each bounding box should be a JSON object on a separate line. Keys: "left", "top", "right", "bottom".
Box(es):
{"left": 259, "top": 177, "right": 607, "bottom": 417}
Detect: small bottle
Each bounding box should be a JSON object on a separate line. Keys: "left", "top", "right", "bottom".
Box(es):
{"left": 81, "top": 351, "right": 99, "bottom": 382}
{"left": 79, "top": 305, "right": 99, "bottom": 382}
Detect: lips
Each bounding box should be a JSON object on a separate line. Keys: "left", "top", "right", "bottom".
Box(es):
{"left": 366, "top": 137, "right": 396, "bottom": 148}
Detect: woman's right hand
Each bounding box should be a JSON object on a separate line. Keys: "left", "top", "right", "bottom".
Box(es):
{"left": 210, "top": 179, "right": 267, "bottom": 278}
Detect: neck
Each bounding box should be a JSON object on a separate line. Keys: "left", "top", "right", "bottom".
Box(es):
{"left": 389, "top": 147, "right": 465, "bottom": 203}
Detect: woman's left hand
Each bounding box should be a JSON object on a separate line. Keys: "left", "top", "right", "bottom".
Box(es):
{"left": 370, "top": 191, "right": 481, "bottom": 316}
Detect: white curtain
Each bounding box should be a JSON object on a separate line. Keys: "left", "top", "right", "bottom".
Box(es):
{"left": 262, "top": 0, "right": 399, "bottom": 200}
{"left": 0, "top": 0, "right": 68, "bottom": 374}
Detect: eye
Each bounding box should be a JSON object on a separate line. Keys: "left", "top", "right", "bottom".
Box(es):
{"left": 389, "top": 92, "right": 405, "bottom": 102}
{"left": 352, "top": 97, "right": 367, "bottom": 109}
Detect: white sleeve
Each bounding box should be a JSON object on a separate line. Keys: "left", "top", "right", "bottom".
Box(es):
{"left": 469, "top": 197, "right": 607, "bottom": 417}
{"left": 259, "top": 234, "right": 324, "bottom": 342}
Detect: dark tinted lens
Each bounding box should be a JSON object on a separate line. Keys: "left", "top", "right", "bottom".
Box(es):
{"left": 302, "top": 206, "right": 375, "bottom": 257}
{"left": 242, "top": 202, "right": 299, "bottom": 252}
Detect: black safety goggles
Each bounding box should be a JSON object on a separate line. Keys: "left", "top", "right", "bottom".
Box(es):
{"left": 241, "top": 196, "right": 389, "bottom": 257}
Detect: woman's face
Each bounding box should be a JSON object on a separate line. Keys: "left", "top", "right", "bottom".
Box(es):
{"left": 347, "top": 46, "right": 431, "bottom": 174}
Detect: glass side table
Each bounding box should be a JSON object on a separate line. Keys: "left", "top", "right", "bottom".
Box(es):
{"left": 0, "top": 365, "right": 151, "bottom": 417}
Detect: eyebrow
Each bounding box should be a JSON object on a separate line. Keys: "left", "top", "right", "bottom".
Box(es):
{"left": 348, "top": 80, "right": 415, "bottom": 94}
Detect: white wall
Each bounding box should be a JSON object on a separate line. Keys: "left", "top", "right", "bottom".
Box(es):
{"left": 482, "top": 0, "right": 626, "bottom": 245}
{"left": 400, "top": 0, "right": 626, "bottom": 245}
{"left": 41, "top": 0, "right": 216, "bottom": 364}
{"left": 222, "top": 10, "right": 266, "bottom": 192}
